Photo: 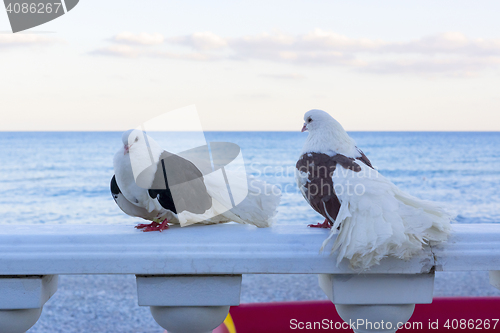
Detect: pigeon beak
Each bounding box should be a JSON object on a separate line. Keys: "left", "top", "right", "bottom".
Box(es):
{"left": 301, "top": 124, "right": 307, "bottom": 132}
{"left": 124, "top": 144, "right": 130, "bottom": 155}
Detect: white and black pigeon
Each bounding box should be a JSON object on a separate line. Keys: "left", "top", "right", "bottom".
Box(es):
{"left": 112, "top": 129, "right": 281, "bottom": 231}
{"left": 296, "top": 109, "right": 452, "bottom": 270}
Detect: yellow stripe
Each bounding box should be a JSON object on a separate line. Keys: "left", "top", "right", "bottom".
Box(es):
{"left": 223, "top": 312, "right": 237, "bottom": 333}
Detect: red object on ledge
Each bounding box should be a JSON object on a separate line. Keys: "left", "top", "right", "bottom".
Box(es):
{"left": 212, "top": 298, "right": 500, "bottom": 332}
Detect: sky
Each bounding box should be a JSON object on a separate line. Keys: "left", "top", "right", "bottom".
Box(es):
{"left": 1, "top": 0, "right": 500, "bottom": 131}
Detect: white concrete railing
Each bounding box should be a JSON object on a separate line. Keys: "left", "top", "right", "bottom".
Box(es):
{"left": 0, "top": 224, "right": 499, "bottom": 333}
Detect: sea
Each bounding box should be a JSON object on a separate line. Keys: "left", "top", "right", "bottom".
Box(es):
{"left": 0, "top": 131, "right": 499, "bottom": 226}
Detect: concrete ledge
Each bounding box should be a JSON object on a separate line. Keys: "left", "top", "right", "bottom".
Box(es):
{"left": 432, "top": 224, "right": 500, "bottom": 271}
{"left": 0, "top": 224, "right": 499, "bottom": 275}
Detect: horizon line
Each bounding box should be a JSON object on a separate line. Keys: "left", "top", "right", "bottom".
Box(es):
{"left": 1, "top": 130, "right": 500, "bottom": 133}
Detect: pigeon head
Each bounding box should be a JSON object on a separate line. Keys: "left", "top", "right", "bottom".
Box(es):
{"left": 116, "top": 129, "right": 164, "bottom": 190}
{"left": 122, "top": 130, "right": 139, "bottom": 155}
{"left": 121, "top": 129, "right": 162, "bottom": 157}
{"left": 300, "top": 109, "right": 358, "bottom": 157}
{"left": 302, "top": 109, "right": 344, "bottom": 133}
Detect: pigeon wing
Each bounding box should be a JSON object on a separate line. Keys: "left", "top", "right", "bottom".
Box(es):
{"left": 296, "top": 153, "right": 361, "bottom": 223}
{"left": 148, "top": 151, "right": 212, "bottom": 215}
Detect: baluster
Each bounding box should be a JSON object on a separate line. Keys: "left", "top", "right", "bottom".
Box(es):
{"left": 136, "top": 275, "right": 241, "bottom": 333}
{"left": 0, "top": 275, "right": 58, "bottom": 333}
{"left": 319, "top": 273, "right": 434, "bottom": 332}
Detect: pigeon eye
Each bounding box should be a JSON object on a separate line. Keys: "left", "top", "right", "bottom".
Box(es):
{"left": 134, "top": 137, "right": 139, "bottom": 142}
{"left": 307, "top": 118, "right": 312, "bottom": 123}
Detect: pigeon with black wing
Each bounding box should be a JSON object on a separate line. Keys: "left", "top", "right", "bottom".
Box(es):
{"left": 112, "top": 129, "right": 280, "bottom": 231}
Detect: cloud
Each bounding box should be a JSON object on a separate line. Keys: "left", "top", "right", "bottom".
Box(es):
{"left": 227, "top": 30, "right": 341, "bottom": 64}
{"left": 152, "top": 50, "right": 220, "bottom": 61}
{"left": 92, "top": 32, "right": 164, "bottom": 57}
{"left": 363, "top": 57, "right": 500, "bottom": 77}
{"left": 169, "top": 31, "right": 227, "bottom": 50}
{"left": 384, "top": 32, "right": 500, "bottom": 56}
{"left": 231, "top": 30, "right": 500, "bottom": 75}
{"left": 90, "top": 30, "right": 500, "bottom": 76}
{"left": 0, "top": 34, "right": 59, "bottom": 48}
{"left": 226, "top": 30, "right": 500, "bottom": 63}
{"left": 230, "top": 31, "right": 295, "bottom": 51}
{"left": 93, "top": 31, "right": 224, "bottom": 60}
{"left": 91, "top": 45, "right": 139, "bottom": 58}
{"left": 292, "top": 29, "right": 385, "bottom": 52}
{"left": 111, "top": 32, "right": 164, "bottom": 45}
{"left": 227, "top": 32, "right": 362, "bottom": 66}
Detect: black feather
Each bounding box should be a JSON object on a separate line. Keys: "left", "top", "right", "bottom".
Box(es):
{"left": 110, "top": 175, "right": 120, "bottom": 197}
{"left": 148, "top": 160, "right": 177, "bottom": 214}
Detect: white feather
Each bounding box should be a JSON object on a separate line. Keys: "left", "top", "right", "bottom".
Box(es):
{"left": 321, "top": 163, "right": 452, "bottom": 270}
{"left": 179, "top": 170, "right": 280, "bottom": 228}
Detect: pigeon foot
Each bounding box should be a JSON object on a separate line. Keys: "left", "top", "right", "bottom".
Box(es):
{"left": 135, "top": 219, "right": 170, "bottom": 232}
{"left": 308, "top": 219, "right": 332, "bottom": 229}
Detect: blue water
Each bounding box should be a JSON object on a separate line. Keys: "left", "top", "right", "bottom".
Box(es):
{"left": 0, "top": 131, "right": 499, "bottom": 225}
